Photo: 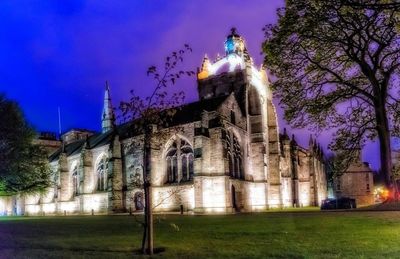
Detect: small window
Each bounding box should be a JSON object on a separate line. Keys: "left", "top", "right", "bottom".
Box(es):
{"left": 337, "top": 181, "right": 341, "bottom": 190}
{"left": 367, "top": 184, "right": 370, "bottom": 191}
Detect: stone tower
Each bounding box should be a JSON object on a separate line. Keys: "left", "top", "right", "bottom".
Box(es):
{"left": 197, "top": 28, "right": 282, "bottom": 209}
{"left": 101, "top": 81, "right": 115, "bottom": 133}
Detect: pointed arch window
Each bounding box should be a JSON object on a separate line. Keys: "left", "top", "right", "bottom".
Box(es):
{"left": 97, "top": 157, "right": 108, "bottom": 191}
{"left": 53, "top": 170, "right": 59, "bottom": 199}
{"left": 72, "top": 165, "right": 79, "bottom": 196}
{"left": 165, "top": 137, "right": 194, "bottom": 183}
{"left": 226, "top": 131, "right": 244, "bottom": 179}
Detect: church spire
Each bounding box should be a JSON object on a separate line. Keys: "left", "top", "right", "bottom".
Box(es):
{"left": 102, "top": 81, "right": 115, "bottom": 133}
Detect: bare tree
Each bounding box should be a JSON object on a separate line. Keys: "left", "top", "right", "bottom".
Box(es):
{"left": 325, "top": 150, "right": 359, "bottom": 184}
{"left": 120, "top": 44, "right": 194, "bottom": 255}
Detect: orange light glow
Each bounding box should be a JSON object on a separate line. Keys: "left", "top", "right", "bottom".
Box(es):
{"left": 197, "top": 70, "right": 209, "bottom": 80}
{"left": 374, "top": 186, "right": 389, "bottom": 202}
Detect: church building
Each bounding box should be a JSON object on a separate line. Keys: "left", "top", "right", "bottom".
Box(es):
{"left": 2, "top": 30, "right": 327, "bottom": 215}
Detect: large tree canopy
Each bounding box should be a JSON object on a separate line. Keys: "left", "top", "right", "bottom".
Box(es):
{"left": 263, "top": 0, "right": 400, "bottom": 187}
{"left": 0, "top": 94, "right": 51, "bottom": 195}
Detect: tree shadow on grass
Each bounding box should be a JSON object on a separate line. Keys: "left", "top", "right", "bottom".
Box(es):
{"left": 132, "top": 247, "right": 166, "bottom": 256}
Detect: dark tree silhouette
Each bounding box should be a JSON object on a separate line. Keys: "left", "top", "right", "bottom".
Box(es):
{"left": 263, "top": 0, "right": 400, "bottom": 193}
{"left": 0, "top": 94, "right": 51, "bottom": 196}
{"left": 120, "top": 44, "right": 194, "bottom": 255}
{"left": 342, "top": 0, "right": 400, "bottom": 10}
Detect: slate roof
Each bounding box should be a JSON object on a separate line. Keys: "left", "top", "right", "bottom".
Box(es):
{"left": 49, "top": 95, "right": 229, "bottom": 162}
{"left": 163, "top": 95, "right": 229, "bottom": 125}
{"left": 49, "top": 130, "right": 114, "bottom": 162}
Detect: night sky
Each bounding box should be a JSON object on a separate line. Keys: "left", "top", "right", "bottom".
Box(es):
{"left": 0, "top": 0, "right": 381, "bottom": 169}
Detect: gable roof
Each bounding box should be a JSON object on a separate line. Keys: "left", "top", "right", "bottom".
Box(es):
{"left": 49, "top": 95, "right": 230, "bottom": 162}
{"left": 49, "top": 130, "right": 115, "bottom": 162}
{"left": 166, "top": 95, "right": 229, "bottom": 125}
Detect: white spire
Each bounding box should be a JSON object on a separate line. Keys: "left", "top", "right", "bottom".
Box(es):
{"left": 102, "top": 81, "right": 115, "bottom": 133}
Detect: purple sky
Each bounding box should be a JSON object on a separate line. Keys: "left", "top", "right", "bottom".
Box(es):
{"left": 0, "top": 0, "right": 381, "bottom": 169}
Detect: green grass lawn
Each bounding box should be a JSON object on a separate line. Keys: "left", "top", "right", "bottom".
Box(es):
{"left": 1, "top": 210, "right": 400, "bottom": 258}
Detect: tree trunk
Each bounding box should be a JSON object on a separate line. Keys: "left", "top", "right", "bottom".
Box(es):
{"left": 375, "top": 103, "right": 397, "bottom": 197}
{"left": 142, "top": 130, "right": 154, "bottom": 255}
{"left": 146, "top": 184, "right": 153, "bottom": 255}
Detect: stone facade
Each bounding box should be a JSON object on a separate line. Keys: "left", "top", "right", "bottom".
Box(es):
{"left": 280, "top": 131, "right": 327, "bottom": 207}
{"left": 2, "top": 30, "right": 328, "bottom": 216}
{"left": 333, "top": 153, "right": 375, "bottom": 206}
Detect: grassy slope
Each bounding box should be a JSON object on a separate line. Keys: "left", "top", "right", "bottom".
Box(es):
{"left": 0, "top": 211, "right": 400, "bottom": 258}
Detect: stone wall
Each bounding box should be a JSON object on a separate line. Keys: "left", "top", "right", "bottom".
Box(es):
{"left": 335, "top": 171, "right": 374, "bottom": 206}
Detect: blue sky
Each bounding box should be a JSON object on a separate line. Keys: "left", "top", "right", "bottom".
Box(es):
{"left": 0, "top": 0, "right": 382, "bottom": 169}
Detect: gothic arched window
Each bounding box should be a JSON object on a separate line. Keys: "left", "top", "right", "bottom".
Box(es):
{"left": 97, "top": 156, "right": 108, "bottom": 191}
{"left": 53, "top": 170, "right": 59, "bottom": 199}
{"left": 226, "top": 131, "right": 244, "bottom": 179}
{"left": 72, "top": 165, "right": 79, "bottom": 196}
{"left": 165, "top": 137, "right": 194, "bottom": 183}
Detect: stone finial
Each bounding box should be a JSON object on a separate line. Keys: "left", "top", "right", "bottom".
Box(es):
{"left": 291, "top": 134, "right": 298, "bottom": 146}
{"left": 201, "top": 55, "right": 210, "bottom": 71}
{"left": 85, "top": 135, "right": 90, "bottom": 148}
{"left": 280, "top": 128, "right": 290, "bottom": 142}
{"left": 309, "top": 134, "right": 314, "bottom": 147}
{"left": 319, "top": 144, "right": 324, "bottom": 157}
{"left": 215, "top": 53, "right": 221, "bottom": 61}
{"left": 259, "top": 65, "right": 268, "bottom": 84}
{"left": 230, "top": 27, "right": 238, "bottom": 36}
{"left": 61, "top": 141, "right": 66, "bottom": 153}
{"left": 198, "top": 55, "right": 211, "bottom": 80}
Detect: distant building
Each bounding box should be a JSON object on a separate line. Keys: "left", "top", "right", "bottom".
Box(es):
{"left": 33, "top": 132, "right": 62, "bottom": 154}
{"left": 333, "top": 152, "right": 374, "bottom": 206}
{"left": 0, "top": 30, "right": 328, "bottom": 215}
{"left": 392, "top": 149, "right": 400, "bottom": 192}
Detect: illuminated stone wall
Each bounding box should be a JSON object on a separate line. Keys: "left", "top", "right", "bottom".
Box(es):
{"left": 14, "top": 31, "right": 329, "bottom": 216}
{"left": 0, "top": 196, "right": 12, "bottom": 215}
{"left": 24, "top": 141, "right": 114, "bottom": 215}
{"left": 20, "top": 93, "right": 329, "bottom": 215}
{"left": 279, "top": 133, "right": 328, "bottom": 207}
